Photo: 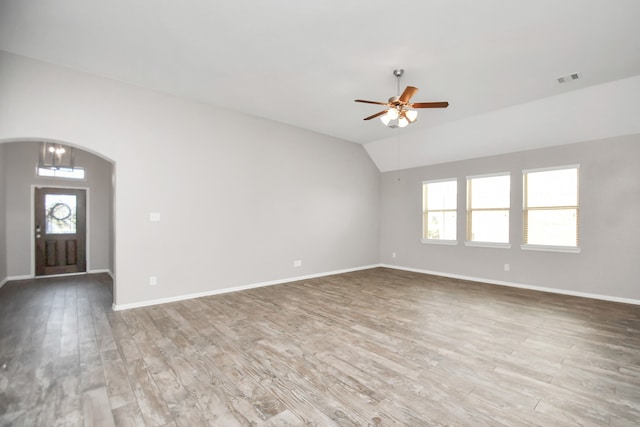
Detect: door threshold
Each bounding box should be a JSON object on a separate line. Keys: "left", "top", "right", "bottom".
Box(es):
{"left": 35, "top": 272, "right": 87, "bottom": 279}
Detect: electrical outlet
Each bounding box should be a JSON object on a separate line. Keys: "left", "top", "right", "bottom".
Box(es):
{"left": 392, "top": 252, "right": 397, "bottom": 258}
{"left": 149, "top": 276, "right": 158, "bottom": 286}
{"left": 504, "top": 264, "right": 510, "bottom": 272}
{"left": 293, "top": 260, "right": 302, "bottom": 267}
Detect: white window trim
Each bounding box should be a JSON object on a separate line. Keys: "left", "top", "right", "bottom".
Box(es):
{"left": 465, "top": 241, "right": 512, "bottom": 249}
{"left": 422, "top": 177, "right": 458, "bottom": 185}
{"left": 36, "top": 165, "right": 86, "bottom": 180}
{"left": 521, "top": 244, "right": 581, "bottom": 254}
{"left": 522, "top": 164, "right": 580, "bottom": 175}
{"left": 421, "top": 238, "right": 458, "bottom": 245}
{"left": 466, "top": 171, "right": 511, "bottom": 180}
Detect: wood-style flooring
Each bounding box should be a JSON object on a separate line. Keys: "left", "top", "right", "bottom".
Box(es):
{"left": 1, "top": 268, "right": 639, "bottom": 426}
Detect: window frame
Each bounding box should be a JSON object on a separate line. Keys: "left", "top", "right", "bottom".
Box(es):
{"left": 521, "top": 165, "right": 580, "bottom": 253}
{"left": 421, "top": 178, "right": 458, "bottom": 245}
{"left": 465, "top": 172, "right": 511, "bottom": 248}
{"left": 37, "top": 165, "right": 86, "bottom": 180}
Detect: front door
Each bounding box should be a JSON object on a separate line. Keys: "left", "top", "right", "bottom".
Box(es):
{"left": 35, "top": 187, "right": 87, "bottom": 276}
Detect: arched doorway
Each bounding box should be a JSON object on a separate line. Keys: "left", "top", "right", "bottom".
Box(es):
{"left": 0, "top": 139, "right": 115, "bottom": 304}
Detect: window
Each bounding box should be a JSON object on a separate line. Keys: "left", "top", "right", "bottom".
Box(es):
{"left": 523, "top": 166, "right": 579, "bottom": 250}
{"left": 422, "top": 179, "right": 457, "bottom": 242}
{"left": 45, "top": 194, "right": 77, "bottom": 234}
{"left": 467, "top": 173, "right": 510, "bottom": 245}
{"left": 37, "top": 167, "right": 85, "bottom": 180}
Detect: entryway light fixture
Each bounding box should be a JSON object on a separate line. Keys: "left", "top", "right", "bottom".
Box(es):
{"left": 39, "top": 142, "right": 75, "bottom": 171}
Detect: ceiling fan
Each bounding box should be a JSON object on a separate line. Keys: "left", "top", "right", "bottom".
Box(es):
{"left": 355, "top": 69, "right": 449, "bottom": 128}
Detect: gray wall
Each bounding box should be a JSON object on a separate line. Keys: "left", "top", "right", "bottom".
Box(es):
{"left": 3, "top": 141, "right": 112, "bottom": 277}
{"left": 0, "top": 52, "right": 381, "bottom": 307}
{"left": 380, "top": 135, "right": 640, "bottom": 301}
{"left": 0, "top": 144, "right": 6, "bottom": 284}
{"left": 4, "top": 52, "right": 636, "bottom": 306}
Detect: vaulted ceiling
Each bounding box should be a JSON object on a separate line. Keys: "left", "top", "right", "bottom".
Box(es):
{"left": 1, "top": 0, "right": 639, "bottom": 169}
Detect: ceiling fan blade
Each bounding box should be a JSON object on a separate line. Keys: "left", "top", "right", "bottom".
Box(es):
{"left": 355, "top": 99, "right": 389, "bottom": 106}
{"left": 410, "top": 102, "right": 449, "bottom": 108}
{"left": 398, "top": 86, "right": 419, "bottom": 104}
{"left": 363, "top": 110, "right": 388, "bottom": 120}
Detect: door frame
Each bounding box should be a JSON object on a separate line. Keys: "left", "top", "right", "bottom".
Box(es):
{"left": 30, "top": 184, "right": 91, "bottom": 278}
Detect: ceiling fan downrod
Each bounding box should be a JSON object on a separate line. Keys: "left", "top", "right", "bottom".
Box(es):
{"left": 393, "top": 69, "right": 404, "bottom": 97}
{"left": 387, "top": 69, "right": 405, "bottom": 105}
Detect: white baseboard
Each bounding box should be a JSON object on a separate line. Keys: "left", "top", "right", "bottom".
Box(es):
{"left": 112, "top": 264, "right": 382, "bottom": 311}
{"left": 88, "top": 268, "right": 112, "bottom": 276}
{"left": 4, "top": 272, "right": 104, "bottom": 283}
{"left": 381, "top": 264, "right": 640, "bottom": 306}
{"left": 7, "top": 263, "right": 638, "bottom": 308}
{"left": 5, "top": 274, "right": 34, "bottom": 282}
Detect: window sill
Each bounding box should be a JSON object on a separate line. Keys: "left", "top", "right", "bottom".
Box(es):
{"left": 464, "top": 241, "right": 512, "bottom": 249}
{"left": 421, "top": 239, "right": 458, "bottom": 245}
{"left": 521, "top": 244, "right": 581, "bottom": 254}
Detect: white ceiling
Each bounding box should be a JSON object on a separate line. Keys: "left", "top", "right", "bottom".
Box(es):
{"left": 1, "top": 0, "right": 639, "bottom": 163}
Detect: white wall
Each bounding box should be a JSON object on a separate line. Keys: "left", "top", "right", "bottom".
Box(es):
{"left": 0, "top": 143, "right": 6, "bottom": 285}
{"left": 2, "top": 141, "right": 112, "bottom": 277}
{"left": 365, "top": 76, "right": 640, "bottom": 172}
{"left": 0, "top": 51, "right": 381, "bottom": 307}
{"left": 380, "top": 135, "right": 640, "bottom": 301}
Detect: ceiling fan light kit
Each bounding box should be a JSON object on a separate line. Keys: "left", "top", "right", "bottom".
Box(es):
{"left": 355, "top": 69, "right": 449, "bottom": 128}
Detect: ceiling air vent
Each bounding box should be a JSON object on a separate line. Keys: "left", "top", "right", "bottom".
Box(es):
{"left": 557, "top": 73, "right": 580, "bottom": 84}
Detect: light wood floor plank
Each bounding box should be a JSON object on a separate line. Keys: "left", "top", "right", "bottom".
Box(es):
{"left": 1, "top": 268, "right": 639, "bottom": 425}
